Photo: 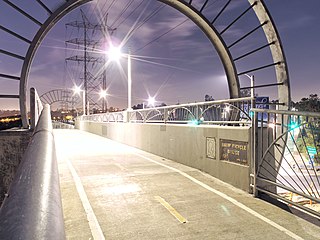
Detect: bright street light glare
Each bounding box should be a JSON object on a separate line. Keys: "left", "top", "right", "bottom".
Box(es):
{"left": 107, "top": 46, "right": 122, "bottom": 61}
{"left": 99, "top": 90, "right": 108, "bottom": 99}
{"left": 148, "top": 96, "right": 155, "bottom": 107}
{"left": 73, "top": 85, "right": 82, "bottom": 95}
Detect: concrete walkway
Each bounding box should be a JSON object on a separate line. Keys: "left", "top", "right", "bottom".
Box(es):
{"left": 54, "top": 129, "right": 320, "bottom": 240}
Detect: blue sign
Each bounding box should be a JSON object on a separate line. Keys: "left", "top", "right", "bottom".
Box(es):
{"left": 241, "top": 97, "right": 269, "bottom": 121}
{"left": 307, "top": 146, "right": 317, "bottom": 155}
{"left": 256, "top": 97, "right": 269, "bottom": 110}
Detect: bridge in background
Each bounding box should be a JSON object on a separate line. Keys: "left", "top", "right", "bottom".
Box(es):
{"left": 0, "top": 0, "right": 320, "bottom": 239}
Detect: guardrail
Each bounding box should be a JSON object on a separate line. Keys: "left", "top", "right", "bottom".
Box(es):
{"left": 0, "top": 104, "right": 65, "bottom": 239}
{"left": 80, "top": 97, "right": 254, "bottom": 125}
{"left": 52, "top": 121, "right": 75, "bottom": 129}
{"left": 251, "top": 108, "right": 320, "bottom": 218}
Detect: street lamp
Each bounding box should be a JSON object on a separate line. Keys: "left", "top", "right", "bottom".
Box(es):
{"left": 73, "top": 85, "right": 86, "bottom": 115}
{"left": 243, "top": 74, "right": 255, "bottom": 108}
{"left": 224, "top": 105, "right": 231, "bottom": 120}
{"left": 148, "top": 96, "right": 155, "bottom": 107}
{"left": 127, "top": 48, "right": 132, "bottom": 111}
{"left": 99, "top": 89, "right": 108, "bottom": 113}
{"left": 106, "top": 46, "right": 132, "bottom": 111}
{"left": 107, "top": 46, "right": 121, "bottom": 62}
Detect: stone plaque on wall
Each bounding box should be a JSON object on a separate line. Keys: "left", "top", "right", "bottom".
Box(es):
{"left": 206, "top": 137, "right": 216, "bottom": 159}
{"left": 220, "top": 139, "right": 248, "bottom": 165}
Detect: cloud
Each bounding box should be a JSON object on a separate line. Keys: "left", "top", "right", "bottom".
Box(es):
{"left": 277, "top": 15, "right": 316, "bottom": 32}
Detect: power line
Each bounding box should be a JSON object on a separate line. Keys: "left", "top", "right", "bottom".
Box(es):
{"left": 110, "top": 0, "right": 135, "bottom": 28}
{"left": 105, "top": 0, "right": 117, "bottom": 14}
{"left": 124, "top": 3, "right": 166, "bottom": 45}
{"left": 135, "top": 18, "right": 189, "bottom": 53}
{"left": 134, "top": 0, "right": 223, "bottom": 53}
{"left": 114, "top": 0, "right": 146, "bottom": 29}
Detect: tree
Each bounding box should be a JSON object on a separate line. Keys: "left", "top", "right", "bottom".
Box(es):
{"left": 292, "top": 94, "right": 320, "bottom": 164}
{"left": 204, "top": 94, "right": 214, "bottom": 101}
{"left": 240, "top": 89, "right": 251, "bottom": 97}
{"left": 132, "top": 103, "right": 144, "bottom": 110}
{"left": 293, "top": 94, "right": 320, "bottom": 112}
{"left": 132, "top": 102, "right": 167, "bottom": 110}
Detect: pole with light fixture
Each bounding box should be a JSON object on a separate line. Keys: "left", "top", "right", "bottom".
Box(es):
{"left": 148, "top": 96, "right": 155, "bottom": 107}
{"left": 99, "top": 89, "right": 108, "bottom": 113}
{"left": 107, "top": 45, "right": 133, "bottom": 111}
{"left": 244, "top": 74, "right": 255, "bottom": 108}
{"left": 127, "top": 48, "right": 132, "bottom": 110}
{"left": 73, "top": 86, "right": 86, "bottom": 115}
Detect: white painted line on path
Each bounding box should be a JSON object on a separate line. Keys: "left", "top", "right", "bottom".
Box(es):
{"left": 134, "top": 152, "right": 304, "bottom": 240}
{"left": 66, "top": 159, "right": 105, "bottom": 240}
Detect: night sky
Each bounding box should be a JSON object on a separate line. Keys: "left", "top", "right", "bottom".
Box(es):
{"left": 0, "top": 0, "right": 320, "bottom": 110}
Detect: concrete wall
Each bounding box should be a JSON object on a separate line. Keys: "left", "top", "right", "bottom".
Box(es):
{"left": 76, "top": 121, "right": 252, "bottom": 192}
{"left": 0, "top": 130, "right": 32, "bottom": 204}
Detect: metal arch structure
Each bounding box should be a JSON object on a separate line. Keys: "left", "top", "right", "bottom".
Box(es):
{"left": 160, "top": 0, "right": 290, "bottom": 107}
{"left": 0, "top": 0, "right": 290, "bottom": 128}
{"left": 19, "top": 0, "right": 91, "bottom": 127}
{"left": 159, "top": 0, "right": 239, "bottom": 99}
{"left": 39, "top": 89, "right": 80, "bottom": 108}
{"left": 248, "top": 0, "right": 290, "bottom": 109}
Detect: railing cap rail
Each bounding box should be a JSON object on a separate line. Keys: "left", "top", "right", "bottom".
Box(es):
{"left": 251, "top": 108, "right": 320, "bottom": 118}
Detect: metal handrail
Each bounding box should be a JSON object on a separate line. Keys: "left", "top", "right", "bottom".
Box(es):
{"left": 81, "top": 97, "right": 254, "bottom": 125}
{"left": 0, "top": 104, "right": 65, "bottom": 239}
{"left": 251, "top": 108, "right": 320, "bottom": 118}
{"left": 136, "top": 96, "right": 253, "bottom": 110}
{"left": 251, "top": 107, "right": 320, "bottom": 218}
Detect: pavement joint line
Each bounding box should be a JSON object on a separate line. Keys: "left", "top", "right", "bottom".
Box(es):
{"left": 66, "top": 158, "right": 105, "bottom": 240}
{"left": 133, "top": 152, "right": 304, "bottom": 240}
{"left": 155, "top": 196, "right": 188, "bottom": 223}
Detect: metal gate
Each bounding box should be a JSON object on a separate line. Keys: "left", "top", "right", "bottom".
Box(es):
{"left": 251, "top": 108, "right": 320, "bottom": 218}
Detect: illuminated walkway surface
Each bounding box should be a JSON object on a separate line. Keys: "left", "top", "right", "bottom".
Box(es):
{"left": 54, "top": 129, "right": 320, "bottom": 240}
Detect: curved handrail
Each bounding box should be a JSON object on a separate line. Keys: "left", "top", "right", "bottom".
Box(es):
{"left": 79, "top": 97, "right": 254, "bottom": 125}
{"left": 0, "top": 104, "right": 65, "bottom": 239}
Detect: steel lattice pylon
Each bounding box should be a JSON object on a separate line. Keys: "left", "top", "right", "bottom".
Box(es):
{"left": 0, "top": 0, "right": 290, "bottom": 128}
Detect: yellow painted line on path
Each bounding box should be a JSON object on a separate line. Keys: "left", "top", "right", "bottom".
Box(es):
{"left": 155, "top": 196, "right": 187, "bottom": 223}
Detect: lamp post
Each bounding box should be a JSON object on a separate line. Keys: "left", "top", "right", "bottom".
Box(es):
{"left": 73, "top": 86, "right": 86, "bottom": 115}
{"left": 127, "top": 49, "right": 132, "bottom": 110}
{"left": 99, "top": 89, "right": 108, "bottom": 113}
{"left": 148, "top": 96, "right": 155, "bottom": 107}
{"left": 244, "top": 74, "right": 255, "bottom": 108}
{"left": 107, "top": 46, "right": 132, "bottom": 111}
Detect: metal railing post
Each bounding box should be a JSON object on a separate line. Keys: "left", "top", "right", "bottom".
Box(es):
{"left": 251, "top": 109, "right": 259, "bottom": 197}
{"left": 30, "top": 87, "right": 43, "bottom": 130}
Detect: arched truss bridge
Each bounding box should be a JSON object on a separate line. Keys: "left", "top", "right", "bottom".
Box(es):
{"left": 39, "top": 89, "right": 80, "bottom": 108}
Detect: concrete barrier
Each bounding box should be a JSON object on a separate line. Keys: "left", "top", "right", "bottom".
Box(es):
{"left": 76, "top": 120, "right": 251, "bottom": 192}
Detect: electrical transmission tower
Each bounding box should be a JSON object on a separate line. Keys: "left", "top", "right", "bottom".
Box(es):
{"left": 65, "top": 10, "right": 116, "bottom": 114}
